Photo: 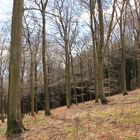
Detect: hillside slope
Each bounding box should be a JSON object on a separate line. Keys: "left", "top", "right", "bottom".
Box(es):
{"left": 0, "top": 89, "right": 140, "bottom": 140}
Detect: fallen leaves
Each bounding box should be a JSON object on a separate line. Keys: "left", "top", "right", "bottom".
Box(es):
{"left": 0, "top": 89, "right": 140, "bottom": 140}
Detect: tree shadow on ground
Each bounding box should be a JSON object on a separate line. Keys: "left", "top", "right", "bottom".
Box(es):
{"left": 6, "top": 135, "right": 24, "bottom": 140}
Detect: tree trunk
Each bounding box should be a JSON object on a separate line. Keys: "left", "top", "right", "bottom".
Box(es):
{"left": 107, "top": 45, "right": 111, "bottom": 95}
{"left": 88, "top": 60, "right": 92, "bottom": 100}
{"left": 0, "top": 75, "right": 4, "bottom": 122}
{"left": 92, "top": 31, "right": 99, "bottom": 103}
{"left": 70, "top": 54, "right": 78, "bottom": 105}
{"left": 136, "top": 33, "right": 140, "bottom": 88}
{"left": 0, "top": 46, "right": 4, "bottom": 122}
{"left": 94, "top": 57, "right": 99, "bottom": 102}
{"left": 119, "top": 1, "right": 128, "bottom": 96}
{"left": 34, "top": 58, "right": 38, "bottom": 113}
{"left": 42, "top": 12, "right": 50, "bottom": 116}
{"left": 65, "top": 44, "right": 71, "bottom": 108}
{"left": 7, "top": 0, "right": 25, "bottom": 135}
{"left": 121, "top": 47, "right": 127, "bottom": 95}
{"left": 97, "top": 0, "right": 108, "bottom": 104}
{"left": 21, "top": 54, "right": 25, "bottom": 116}
{"left": 80, "top": 58, "right": 84, "bottom": 103}
{"left": 137, "top": 57, "right": 140, "bottom": 88}
{"left": 90, "top": 0, "right": 99, "bottom": 103}
{"left": 30, "top": 54, "right": 35, "bottom": 116}
{"left": 120, "top": 23, "right": 128, "bottom": 95}
{"left": 98, "top": 53, "right": 108, "bottom": 103}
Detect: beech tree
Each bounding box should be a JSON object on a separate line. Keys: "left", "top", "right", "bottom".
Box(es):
{"left": 34, "top": 0, "right": 51, "bottom": 116}
{"left": 23, "top": 13, "right": 36, "bottom": 116}
{"left": 51, "top": 0, "right": 79, "bottom": 108}
{"left": 7, "top": 0, "right": 25, "bottom": 135}
{"left": 96, "top": 0, "right": 108, "bottom": 103}
{"left": 89, "top": 0, "right": 99, "bottom": 102}
{"left": 116, "top": 0, "right": 129, "bottom": 95}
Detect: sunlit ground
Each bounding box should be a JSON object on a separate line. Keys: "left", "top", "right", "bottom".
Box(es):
{"left": 0, "top": 89, "right": 140, "bottom": 140}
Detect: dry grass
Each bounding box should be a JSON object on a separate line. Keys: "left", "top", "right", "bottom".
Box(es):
{"left": 0, "top": 89, "right": 140, "bottom": 140}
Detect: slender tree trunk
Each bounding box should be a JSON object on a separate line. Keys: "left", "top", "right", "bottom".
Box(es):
{"left": 121, "top": 46, "right": 127, "bottom": 95}
{"left": 30, "top": 54, "right": 35, "bottom": 116}
{"left": 98, "top": 53, "right": 108, "bottom": 103}
{"left": 94, "top": 57, "right": 99, "bottom": 102}
{"left": 34, "top": 58, "right": 38, "bottom": 113}
{"left": 97, "top": 0, "right": 108, "bottom": 104}
{"left": 90, "top": 0, "right": 99, "bottom": 103}
{"left": 137, "top": 57, "right": 140, "bottom": 88}
{"left": 92, "top": 36, "right": 99, "bottom": 103}
{"left": 34, "top": 33, "right": 40, "bottom": 114}
{"left": 120, "top": 23, "right": 128, "bottom": 95}
{"left": 70, "top": 54, "right": 78, "bottom": 105}
{"left": 88, "top": 60, "right": 93, "bottom": 100}
{"left": 7, "top": 0, "right": 25, "bottom": 135}
{"left": 0, "top": 48, "right": 4, "bottom": 122}
{"left": 21, "top": 55, "right": 25, "bottom": 116}
{"left": 136, "top": 33, "right": 140, "bottom": 88}
{"left": 0, "top": 41, "right": 4, "bottom": 122}
{"left": 80, "top": 58, "right": 84, "bottom": 103}
{"left": 65, "top": 44, "right": 71, "bottom": 108}
{"left": 0, "top": 75, "right": 4, "bottom": 122}
{"left": 42, "top": 11, "right": 50, "bottom": 116}
{"left": 107, "top": 45, "right": 111, "bottom": 95}
{"left": 119, "top": 1, "right": 128, "bottom": 96}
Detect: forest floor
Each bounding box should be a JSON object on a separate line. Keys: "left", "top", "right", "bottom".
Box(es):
{"left": 0, "top": 89, "right": 140, "bottom": 140}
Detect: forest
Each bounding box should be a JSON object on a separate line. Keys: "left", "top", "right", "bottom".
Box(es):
{"left": 0, "top": 0, "right": 140, "bottom": 139}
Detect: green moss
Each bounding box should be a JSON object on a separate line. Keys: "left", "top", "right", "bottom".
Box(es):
{"left": 127, "top": 136, "right": 140, "bottom": 140}
{"left": 35, "top": 118, "right": 45, "bottom": 125}
{"left": 65, "top": 126, "right": 75, "bottom": 134}
{"left": 6, "top": 120, "right": 26, "bottom": 136}
{"left": 0, "top": 128, "right": 6, "bottom": 135}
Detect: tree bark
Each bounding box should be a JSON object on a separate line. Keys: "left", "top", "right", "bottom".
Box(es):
{"left": 0, "top": 75, "right": 4, "bottom": 122}
{"left": 136, "top": 25, "right": 140, "bottom": 88}
{"left": 65, "top": 43, "right": 71, "bottom": 108}
{"left": 30, "top": 53, "right": 35, "bottom": 116}
{"left": 7, "top": 0, "right": 25, "bottom": 135}
{"left": 0, "top": 45, "right": 4, "bottom": 122}
{"left": 80, "top": 58, "right": 84, "bottom": 103}
{"left": 89, "top": 0, "right": 99, "bottom": 103}
{"left": 137, "top": 55, "right": 140, "bottom": 88}
{"left": 121, "top": 46, "right": 127, "bottom": 95}
{"left": 119, "top": 2, "right": 128, "bottom": 96}
{"left": 42, "top": 11, "right": 50, "bottom": 116}
{"left": 97, "top": 0, "right": 108, "bottom": 104}
{"left": 70, "top": 54, "right": 78, "bottom": 105}
{"left": 34, "top": 56, "right": 38, "bottom": 113}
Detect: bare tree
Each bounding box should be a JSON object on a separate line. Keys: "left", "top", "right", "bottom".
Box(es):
{"left": 129, "top": 0, "right": 140, "bottom": 87}
{"left": 7, "top": 0, "right": 25, "bottom": 135}
{"left": 51, "top": 0, "right": 79, "bottom": 108}
{"left": 89, "top": 0, "right": 99, "bottom": 102}
{"left": 116, "top": 0, "right": 129, "bottom": 95}
{"left": 96, "top": 0, "right": 108, "bottom": 103}
{"left": 34, "top": 0, "right": 51, "bottom": 115}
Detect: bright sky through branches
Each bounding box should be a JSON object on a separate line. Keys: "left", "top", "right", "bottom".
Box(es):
{"left": 0, "top": 0, "right": 13, "bottom": 22}
{"left": 0, "top": 0, "right": 135, "bottom": 24}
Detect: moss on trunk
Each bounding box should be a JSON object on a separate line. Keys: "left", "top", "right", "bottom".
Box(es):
{"left": 7, "top": 120, "right": 25, "bottom": 136}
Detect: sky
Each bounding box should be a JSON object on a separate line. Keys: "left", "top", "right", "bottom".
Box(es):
{"left": 0, "top": 0, "right": 13, "bottom": 22}
{"left": 0, "top": 0, "right": 135, "bottom": 32}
